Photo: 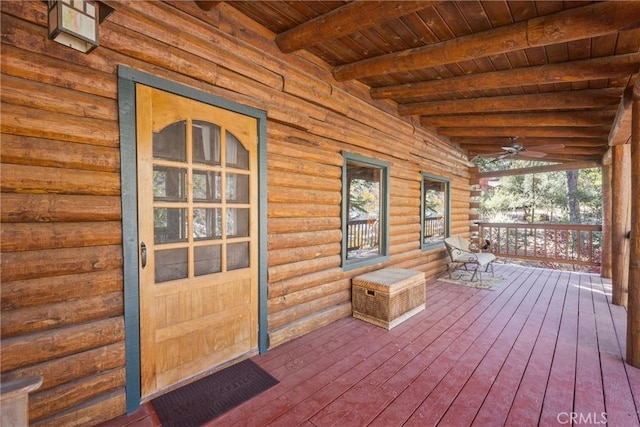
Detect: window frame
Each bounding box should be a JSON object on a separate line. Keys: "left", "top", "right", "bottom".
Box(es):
{"left": 420, "top": 172, "right": 451, "bottom": 250}
{"left": 341, "top": 152, "right": 390, "bottom": 270}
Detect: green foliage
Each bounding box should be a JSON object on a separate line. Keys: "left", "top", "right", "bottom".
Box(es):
{"left": 349, "top": 178, "right": 379, "bottom": 218}
{"left": 475, "top": 158, "right": 602, "bottom": 224}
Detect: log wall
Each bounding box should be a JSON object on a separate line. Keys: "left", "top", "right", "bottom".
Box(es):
{"left": 0, "top": 1, "right": 471, "bottom": 424}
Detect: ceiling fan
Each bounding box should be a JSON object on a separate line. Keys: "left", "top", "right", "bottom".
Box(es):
{"left": 484, "top": 137, "right": 565, "bottom": 162}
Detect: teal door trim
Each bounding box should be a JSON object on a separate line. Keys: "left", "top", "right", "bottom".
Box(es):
{"left": 117, "top": 66, "right": 268, "bottom": 412}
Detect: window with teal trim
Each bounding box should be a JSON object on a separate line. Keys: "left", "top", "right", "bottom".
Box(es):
{"left": 342, "top": 153, "right": 389, "bottom": 269}
{"left": 421, "top": 173, "right": 450, "bottom": 248}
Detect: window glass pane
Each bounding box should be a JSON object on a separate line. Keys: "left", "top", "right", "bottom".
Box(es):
{"left": 193, "top": 121, "right": 221, "bottom": 165}
{"left": 153, "top": 167, "right": 186, "bottom": 202}
{"left": 155, "top": 248, "right": 188, "bottom": 283}
{"left": 225, "top": 131, "right": 249, "bottom": 170}
{"left": 153, "top": 121, "right": 186, "bottom": 162}
{"left": 227, "top": 242, "right": 249, "bottom": 270}
{"left": 193, "top": 208, "right": 221, "bottom": 240}
{"left": 226, "top": 208, "right": 249, "bottom": 237}
{"left": 154, "top": 208, "right": 188, "bottom": 244}
{"left": 193, "top": 170, "right": 220, "bottom": 202}
{"left": 423, "top": 177, "right": 447, "bottom": 245}
{"left": 226, "top": 173, "right": 249, "bottom": 203}
{"left": 194, "top": 245, "right": 221, "bottom": 276}
{"left": 346, "top": 162, "right": 381, "bottom": 260}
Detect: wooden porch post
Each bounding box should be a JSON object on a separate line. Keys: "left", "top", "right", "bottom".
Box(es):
{"left": 612, "top": 143, "right": 631, "bottom": 307}
{"left": 601, "top": 149, "right": 612, "bottom": 279}
{"left": 627, "top": 81, "right": 640, "bottom": 367}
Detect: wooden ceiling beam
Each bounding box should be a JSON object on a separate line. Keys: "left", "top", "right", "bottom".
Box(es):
{"left": 439, "top": 126, "right": 610, "bottom": 139}
{"left": 452, "top": 137, "right": 609, "bottom": 147}
{"left": 530, "top": 155, "right": 602, "bottom": 162}
{"left": 609, "top": 80, "right": 639, "bottom": 146}
{"left": 474, "top": 161, "right": 602, "bottom": 179}
{"left": 275, "top": 1, "right": 436, "bottom": 54}
{"left": 420, "top": 111, "right": 616, "bottom": 129}
{"left": 372, "top": 53, "right": 640, "bottom": 101}
{"left": 464, "top": 145, "right": 605, "bottom": 156}
{"left": 463, "top": 144, "right": 604, "bottom": 153}
{"left": 398, "top": 88, "right": 621, "bottom": 116}
{"left": 194, "top": 1, "right": 220, "bottom": 11}
{"left": 473, "top": 152, "right": 602, "bottom": 163}
{"left": 333, "top": 1, "right": 640, "bottom": 81}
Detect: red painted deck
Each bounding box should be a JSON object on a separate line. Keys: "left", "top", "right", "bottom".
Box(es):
{"left": 102, "top": 264, "right": 640, "bottom": 427}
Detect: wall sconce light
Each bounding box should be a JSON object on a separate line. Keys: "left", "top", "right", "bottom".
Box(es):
{"left": 47, "top": 0, "right": 113, "bottom": 53}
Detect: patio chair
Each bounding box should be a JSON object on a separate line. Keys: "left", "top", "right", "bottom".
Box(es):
{"left": 444, "top": 236, "right": 496, "bottom": 284}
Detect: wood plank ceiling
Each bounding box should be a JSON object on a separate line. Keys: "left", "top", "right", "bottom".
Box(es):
{"left": 216, "top": 1, "right": 640, "bottom": 163}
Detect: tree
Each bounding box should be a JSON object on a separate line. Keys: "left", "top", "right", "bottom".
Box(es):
{"left": 566, "top": 170, "right": 581, "bottom": 223}
{"left": 475, "top": 158, "right": 602, "bottom": 224}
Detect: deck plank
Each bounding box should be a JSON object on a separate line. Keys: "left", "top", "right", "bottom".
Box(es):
{"left": 572, "top": 273, "right": 607, "bottom": 423}
{"left": 324, "top": 266, "right": 531, "bottom": 425}
{"left": 438, "top": 268, "right": 561, "bottom": 427}
{"left": 608, "top": 290, "right": 640, "bottom": 422}
{"left": 538, "top": 269, "right": 581, "bottom": 426}
{"left": 590, "top": 275, "right": 640, "bottom": 426}
{"left": 97, "top": 265, "right": 640, "bottom": 427}
{"left": 476, "top": 270, "right": 570, "bottom": 427}
{"left": 396, "top": 267, "right": 550, "bottom": 426}
{"left": 264, "top": 282, "right": 477, "bottom": 425}
{"left": 305, "top": 282, "right": 492, "bottom": 425}
{"left": 212, "top": 282, "right": 459, "bottom": 426}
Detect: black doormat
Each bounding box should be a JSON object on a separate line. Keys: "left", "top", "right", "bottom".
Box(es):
{"left": 151, "top": 359, "right": 279, "bottom": 427}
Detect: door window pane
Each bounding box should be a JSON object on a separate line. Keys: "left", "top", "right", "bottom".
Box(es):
{"left": 226, "top": 208, "right": 249, "bottom": 237}
{"left": 154, "top": 167, "right": 186, "bottom": 202}
{"left": 193, "top": 170, "right": 220, "bottom": 202}
{"left": 226, "top": 131, "right": 249, "bottom": 170}
{"left": 227, "top": 242, "right": 249, "bottom": 270}
{"left": 155, "top": 248, "right": 188, "bottom": 283}
{"left": 194, "top": 245, "right": 221, "bottom": 276}
{"left": 226, "top": 173, "right": 249, "bottom": 203}
{"left": 193, "top": 208, "right": 221, "bottom": 240}
{"left": 154, "top": 208, "right": 188, "bottom": 244}
{"left": 193, "top": 121, "right": 221, "bottom": 165}
{"left": 153, "top": 121, "right": 186, "bottom": 162}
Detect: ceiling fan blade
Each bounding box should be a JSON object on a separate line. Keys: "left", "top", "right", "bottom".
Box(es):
{"left": 517, "top": 150, "right": 548, "bottom": 158}
{"left": 528, "top": 143, "right": 565, "bottom": 151}
{"left": 488, "top": 152, "right": 513, "bottom": 162}
{"left": 484, "top": 152, "right": 509, "bottom": 157}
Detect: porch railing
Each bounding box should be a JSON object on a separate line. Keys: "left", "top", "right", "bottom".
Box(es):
{"left": 347, "top": 219, "right": 378, "bottom": 251}
{"left": 424, "top": 215, "right": 445, "bottom": 239}
{"left": 477, "top": 222, "right": 602, "bottom": 269}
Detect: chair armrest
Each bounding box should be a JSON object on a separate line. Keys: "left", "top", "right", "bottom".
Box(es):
{"left": 451, "top": 250, "right": 479, "bottom": 263}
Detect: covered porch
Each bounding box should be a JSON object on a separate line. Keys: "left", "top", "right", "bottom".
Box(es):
{"left": 104, "top": 263, "right": 639, "bottom": 426}
{"left": 2, "top": 1, "right": 640, "bottom": 425}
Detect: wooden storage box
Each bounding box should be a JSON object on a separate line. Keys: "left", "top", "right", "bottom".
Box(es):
{"left": 352, "top": 267, "right": 426, "bottom": 329}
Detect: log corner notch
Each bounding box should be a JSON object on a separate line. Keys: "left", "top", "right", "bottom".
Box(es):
{"left": 194, "top": 1, "right": 220, "bottom": 11}
{"left": 627, "top": 76, "right": 640, "bottom": 368}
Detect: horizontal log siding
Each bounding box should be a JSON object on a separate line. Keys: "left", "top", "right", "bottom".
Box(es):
{"left": 0, "top": 1, "right": 470, "bottom": 424}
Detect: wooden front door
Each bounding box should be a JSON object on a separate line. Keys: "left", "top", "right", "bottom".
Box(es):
{"left": 136, "top": 85, "right": 259, "bottom": 398}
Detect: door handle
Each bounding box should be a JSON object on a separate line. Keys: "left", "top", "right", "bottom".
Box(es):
{"left": 141, "top": 242, "right": 147, "bottom": 269}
